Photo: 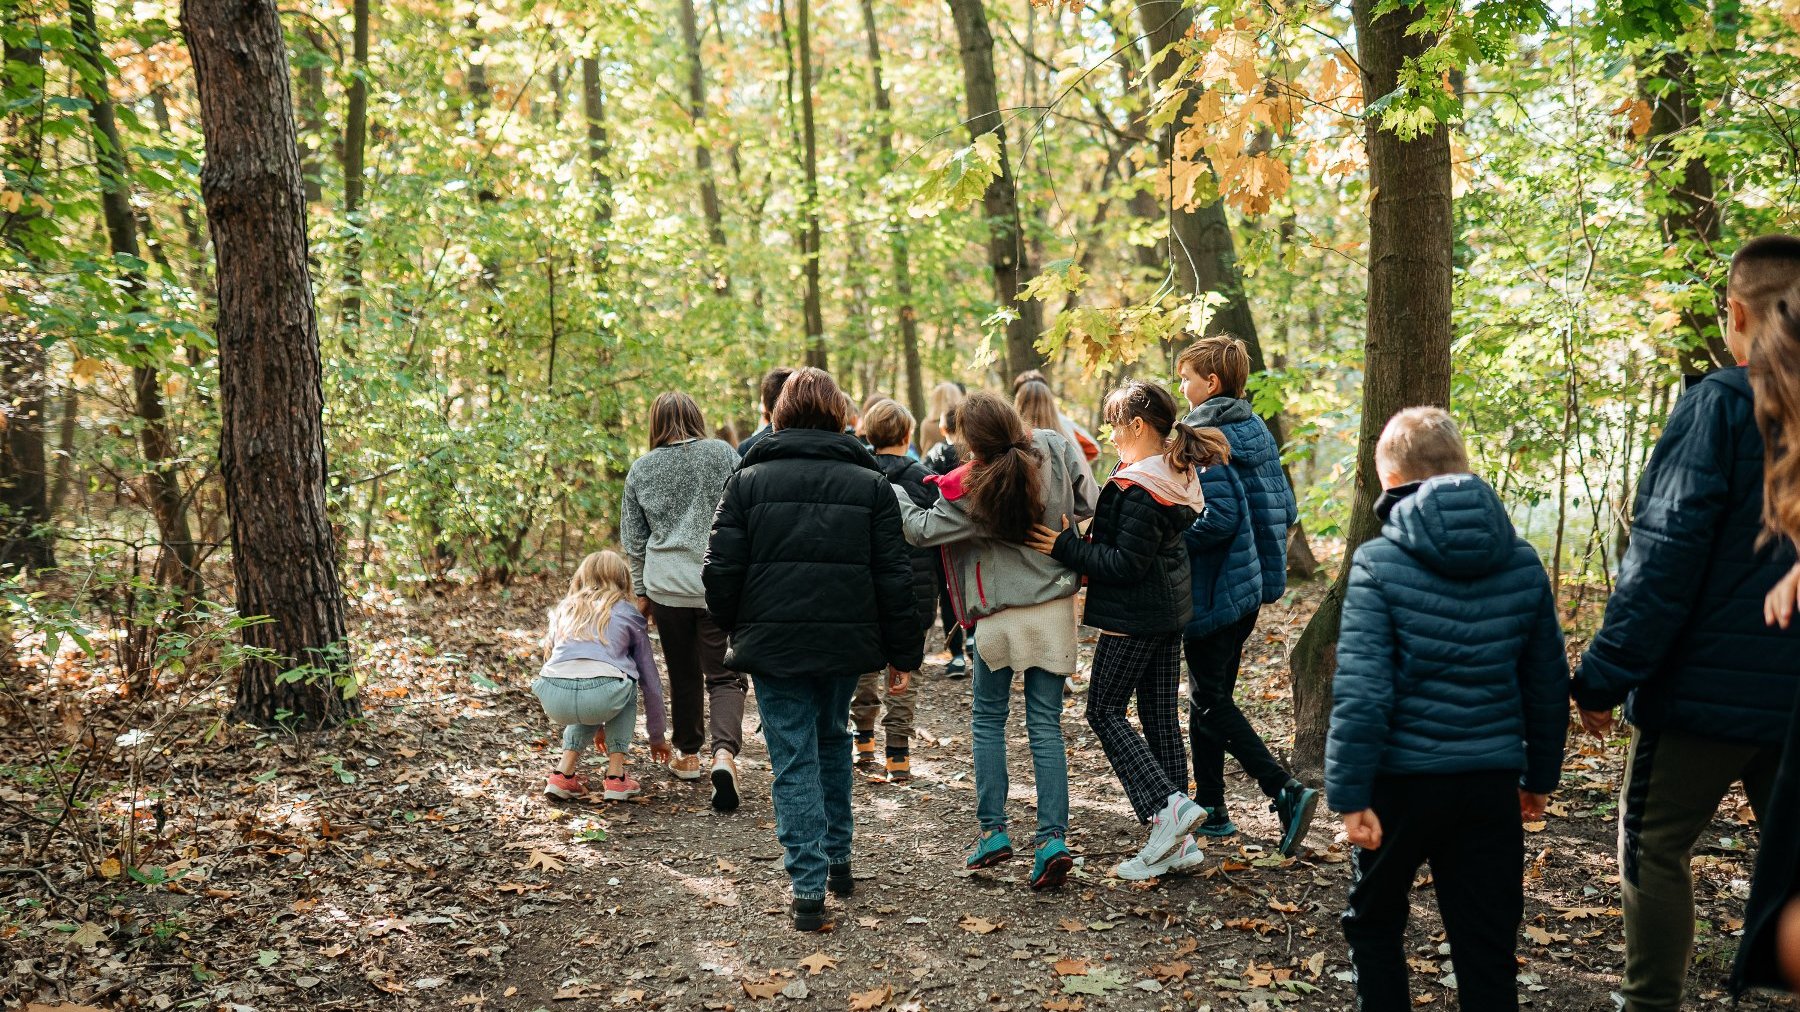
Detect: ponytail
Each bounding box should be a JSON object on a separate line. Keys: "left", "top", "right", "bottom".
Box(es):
{"left": 958, "top": 391, "right": 1046, "bottom": 542}
{"left": 1167, "top": 423, "right": 1231, "bottom": 473}
{"left": 1104, "top": 380, "right": 1227, "bottom": 475}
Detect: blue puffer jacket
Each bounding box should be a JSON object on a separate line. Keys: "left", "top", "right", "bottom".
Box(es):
{"left": 1325, "top": 474, "right": 1569, "bottom": 814}
{"left": 1185, "top": 398, "right": 1296, "bottom": 604}
{"left": 1573, "top": 367, "right": 1800, "bottom": 744}
{"left": 1184, "top": 458, "right": 1261, "bottom": 639}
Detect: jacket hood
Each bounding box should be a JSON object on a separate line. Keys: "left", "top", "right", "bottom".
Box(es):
{"left": 874, "top": 453, "right": 919, "bottom": 481}
{"left": 1112, "top": 455, "right": 1206, "bottom": 510}
{"left": 740, "top": 428, "right": 880, "bottom": 471}
{"left": 1185, "top": 397, "right": 1277, "bottom": 468}
{"left": 1383, "top": 473, "right": 1517, "bottom": 578}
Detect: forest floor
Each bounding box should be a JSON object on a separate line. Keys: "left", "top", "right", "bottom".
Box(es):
{"left": 3, "top": 572, "right": 1796, "bottom": 1012}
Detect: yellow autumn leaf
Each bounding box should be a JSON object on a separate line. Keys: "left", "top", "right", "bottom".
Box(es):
{"left": 70, "top": 357, "right": 106, "bottom": 384}
{"left": 0, "top": 189, "right": 21, "bottom": 213}
{"left": 99, "top": 857, "right": 122, "bottom": 878}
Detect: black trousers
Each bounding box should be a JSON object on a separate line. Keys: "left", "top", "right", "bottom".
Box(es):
{"left": 650, "top": 604, "right": 747, "bottom": 756}
{"left": 1184, "top": 609, "right": 1289, "bottom": 810}
{"left": 1341, "top": 770, "right": 1523, "bottom": 1012}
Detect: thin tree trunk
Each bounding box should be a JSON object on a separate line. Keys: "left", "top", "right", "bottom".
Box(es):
{"left": 299, "top": 29, "right": 325, "bottom": 204}
{"left": 945, "top": 0, "right": 1044, "bottom": 379}
{"left": 858, "top": 0, "right": 923, "bottom": 421}
{"left": 50, "top": 384, "right": 79, "bottom": 515}
{"left": 1, "top": 13, "right": 53, "bottom": 570}
{"left": 797, "top": 0, "right": 826, "bottom": 368}
{"left": 341, "top": 0, "right": 370, "bottom": 329}
{"left": 184, "top": 0, "right": 358, "bottom": 728}
{"left": 71, "top": 0, "right": 197, "bottom": 592}
{"left": 580, "top": 55, "right": 612, "bottom": 248}
{"left": 677, "top": 0, "right": 730, "bottom": 293}
{"left": 1288, "top": 0, "right": 1454, "bottom": 777}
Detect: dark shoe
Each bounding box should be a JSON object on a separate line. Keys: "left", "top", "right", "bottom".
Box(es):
{"left": 792, "top": 896, "right": 826, "bottom": 932}
{"left": 1273, "top": 780, "right": 1321, "bottom": 858}
{"left": 828, "top": 862, "right": 855, "bottom": 897}
{"left": 1196, "top": 808, "right": 1238, "bottom": 838}
{"left": 710, "top": 751, "right": 739, "bottom": 813}
{"left": 945, "top": 656, "right": 968, "bottom": 679}
{"left": 965, "top": 829, "right": 1014, "bottom": 869}
{"left": 1030, "top": 838, "right": 1074, "bottom": 891}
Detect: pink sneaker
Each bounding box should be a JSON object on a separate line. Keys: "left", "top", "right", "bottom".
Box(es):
{"left": 544, "top": 771, "right": 589, "bottom": 800}
{"left": 602, "top": 774, "right": 642, "bottom": 801}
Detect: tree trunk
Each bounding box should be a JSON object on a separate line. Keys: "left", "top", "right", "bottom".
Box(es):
{"left": 677, "top": 0, "right": 731, "bottom": 293}
{"left": 1, "top": 14, "right": 53, "bottom": 571}
{"left": 341, "top": 0, "right": 370, "bottom": 329}
{"left": 580, "top": 55, "right": 613, "bottom": 243}
{"left": 299, "top": 29, "right": 325, "bottom": 204}
{"left": 71, "top": 0, "right": 198, "bottom": 592}
{"left": 945, "top": 0, "right": 1044, "bottom": 379}
{"left": 858, "top": 0, "right": 924, "bottom": 422}
{"left": 1637, "top": 47, "right": 1732, "bottom": 375}
{"left": 796, "top": 0, "right": 827, "bottom": 369}
{"left": 1288, "top": 0, "right": 1454, "bottom": 777}
{"left": 184, "top": 0, "right": 358, "bottom": 728}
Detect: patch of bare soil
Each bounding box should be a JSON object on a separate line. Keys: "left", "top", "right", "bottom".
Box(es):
{"left": 4, "top": 575, "right": 1795, "bottom": 1011}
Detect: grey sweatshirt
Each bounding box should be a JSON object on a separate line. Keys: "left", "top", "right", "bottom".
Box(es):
{"left": 621, "top": 438, "right": 738, "bottom": 609}
{"left": 893, "top": 429, "right": 1099, "bottom": 625}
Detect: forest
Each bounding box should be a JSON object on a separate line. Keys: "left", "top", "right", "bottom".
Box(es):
{"left": 3, "top": 0, "right": 1800, "bottom": 1005}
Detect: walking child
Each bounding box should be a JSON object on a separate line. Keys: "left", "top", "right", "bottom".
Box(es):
{"left": 1027, "top": 381, "right": 1216, "bottom": 881}
{"left": 1328, "top": 408, "right": 1567, "bottom": 1012}
{"left": 853, "top": 399, "right": 938, "bottom": 782}
{"left": 1175, "top": 336, "right": 1319, "bottom": 855}
{"left": 533, "top": 550, "right": 671, "bottom": 801}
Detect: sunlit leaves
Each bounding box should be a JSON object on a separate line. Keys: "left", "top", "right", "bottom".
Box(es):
{"left": 908, "top": 134, "right": 1001, "bottom": 217}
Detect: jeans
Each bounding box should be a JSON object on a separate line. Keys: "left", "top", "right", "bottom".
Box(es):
{"left": 1185, "top": 609, "right": 1291, "bottom": 810}
{"left": 970, "top": 646, "right": 1069, "bottom": 845}
{"left": 651, "top": 603, "right": 748, "bottom": 756}
{"left": 532, "top": 675, "right": 638, "bottom": 753}
{"left": 1341, "top": 771, "right": 1522, "bottom": 1012}
{"left": 752, "top": 673, "right": 859, "bottom": 901}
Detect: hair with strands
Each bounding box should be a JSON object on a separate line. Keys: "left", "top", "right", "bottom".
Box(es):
{"left": 1736, "top": 235, "right": 1800, "bottom": 542}
{"left": 546, "top": 550, "right": 634, "bottom": 648}
{"left": 957, "top": 391, "right": 1046, "bottom": 543}
{"left": 1103, "top": 381, "right": 1229, "bottom": 473}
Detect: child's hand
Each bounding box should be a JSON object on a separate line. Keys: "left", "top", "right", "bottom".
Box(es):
{"left": 1342, "top": 809, "right": 1382, "bottom": 849}
{"left": 1578, "top": 707, "right": 1615, "bottom": 740}
{"left": 887, "top": 666, "right": 911, "bottom": 694}
{"left": 637, "top": 596, "right": 654, "bottom": 622}
{"left": 1518, "top": 790, "right": 1549, "bottom": 821}
{"left": 1025, "top": 515, "right": 1070, "bottom": 555}
{"left": 649, "top": 741, "right": 671, "bottom": 764}
{"left": 1766, "top": 562, "right": 1800, "bottom": 629}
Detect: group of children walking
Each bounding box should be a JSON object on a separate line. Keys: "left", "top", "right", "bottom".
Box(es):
{"left": 519, "top": 232, "right": 1800, "bottom": 1011}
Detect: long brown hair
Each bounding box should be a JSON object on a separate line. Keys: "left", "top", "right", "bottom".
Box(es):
{"left": 1014, "top": 380, "right": 1061, "bottom": 432}
{"left": 1103, "top": 381, "right": 1230, "bottom": 473}
{"left": 649, "top": 391, "right": 708, "bottom": 449}
{"left": 958, "top": 391, "right": 1045, "bottom": 542}
{"left": 1737, "top": 235, "right": 1800, "bottom": 543}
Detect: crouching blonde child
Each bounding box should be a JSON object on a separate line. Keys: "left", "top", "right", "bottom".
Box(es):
{"left": 534, "top": 550, "right": 671, "bottom": 800}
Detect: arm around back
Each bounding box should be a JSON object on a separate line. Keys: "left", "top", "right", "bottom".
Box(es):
{"left": 1325, "top": 550, "right": 1400, "bottom": 814}
{"left": 870, "top": 481, "right": 925, "bottom": 671}
{"left": 1052, "top": 486, "right": 1162, "bottom": 584}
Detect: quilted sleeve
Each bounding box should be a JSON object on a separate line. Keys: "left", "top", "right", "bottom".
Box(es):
{"left": 1326, "top": 549, "right": 1399, "bottom": 813}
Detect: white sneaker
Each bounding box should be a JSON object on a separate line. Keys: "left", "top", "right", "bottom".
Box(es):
{"left": 1115, "top": 835, "right": 1205, "bottom": 881}
{"left": 1137, "top": 794, "right": 1205, "bottom": 866}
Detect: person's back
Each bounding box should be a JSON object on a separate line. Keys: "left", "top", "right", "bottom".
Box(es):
{"left": 623, "top": 437, "right": 737, "bottom": 608}
{"left": 874, "top": 452, "right": 940, "bottom": 633}
{"left": 1183, "top": 396, "right": 1295, "bottom": 603}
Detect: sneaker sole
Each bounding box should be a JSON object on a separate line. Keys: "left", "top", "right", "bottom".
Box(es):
{"left": 966, "top": 847, "right": 1014, "bottom": 870}
{"left": 544, "top": 786, "right": 586, "bottom": 801}
{"left": 602, "top": 788, "right": 640, "bottom": 801}
{"left": 711, "top": 767, "right": 740, "bottom": 813}
{"left": 1196, "top": 820, "right": 1239, "bottom": 839}
{"left": 1141, "top": 804, "right": 1205, "bottom": 866}
{"left": 1031, "top": 853, "right": 1074, "bottom": 891}
{"left": 1279, "top": 789, "right": 1321, "bottom": 858}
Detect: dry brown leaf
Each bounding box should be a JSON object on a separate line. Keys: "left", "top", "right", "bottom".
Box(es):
{"left": 741, "top": 978, "right": 784, "bottom": 1000}
{"left": 1523, "top": 820, "right": 1547, "bottom": 833}
{"left": 849, "top": 984, "right": 893, "bottom": 1011}
{"left": 524, "top": 849, "right": 565, "bottom": 873}
{"left": 959, "top": 914, "right": 1002, "bottom": 934}
{"left": 1524, "top": 925, "right": 1569, "bottom": 945}
{"left": 1172, "top": 936, "right": 1198, "bottom": 957}
{"left": 1043, "top": 999, "right": 1085, "bottom": 1011}
{"left": 1057, "top": 918, "right": 1087, "bottom": 933}
{"left": 1556, "top": 905, "right": 1617, "bottom": 920}
{"left": 28, "top": 1004, "right": 110, "bottom": 1012}
{"left": 1149, "top": 960, "right": 1191, "bottom": 982}
{"left": 553, "top": 984, "right": 597, "bottom": 1000}
{"left": 1053, "top": 957, "right": 1090, "bottom": 976}
{"left": 1268, "top": 898, "right": 1300, "bottom": 913}
{"left": 799, "top": 951, "right": 838, "bottom": 976}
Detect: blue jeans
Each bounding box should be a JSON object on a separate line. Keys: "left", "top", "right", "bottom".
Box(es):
{"left": 970, "top": 646, "right": 1069, "bottom": 845}
{"left": 751, "top": 673, "right": 858, "bottom": 901}
{"left": 532, "top": 675, "right": 637, "bottom": 753}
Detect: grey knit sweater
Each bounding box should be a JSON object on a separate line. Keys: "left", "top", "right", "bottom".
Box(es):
{"left": 621, "top": 438, "right": 738, "bottom": 609}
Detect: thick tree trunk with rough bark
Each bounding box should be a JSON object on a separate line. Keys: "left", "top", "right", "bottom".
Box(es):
{"left": 858, "top": 0, "right": 922, "bottom": 419}
{"left": 184, "top": 0, "right": 357, "bottom": 728}
{"left": 1288, "top": 0, "right": 1453, "bottom": 776}
{"left": 945, "top": 0, "right": 1043, "bottom": 379}
{"left": 796, "top": 0, "right": 827, "bottom": 369}
{"left": 678, "top": 0, "right": 730, "bottom": 294}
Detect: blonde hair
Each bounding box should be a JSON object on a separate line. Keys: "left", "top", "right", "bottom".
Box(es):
{"left": 546, "top": 550, "right": 633, "bottom": 647}
{"left": 863, "top": 398, "right": 914, "bottom": 449}
{"left": 928, "top": 381, "right": 965, "bottom": 421}
{"left": 1014, "top": 380, "right": 1061, "bottom": 432}
{"left": 1376, "top": 407, "right": 1469, "bottom": 482}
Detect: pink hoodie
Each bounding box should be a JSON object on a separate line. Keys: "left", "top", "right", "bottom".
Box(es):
{"left": 1109, "top": 454, "right": 1205, "bottom": 511}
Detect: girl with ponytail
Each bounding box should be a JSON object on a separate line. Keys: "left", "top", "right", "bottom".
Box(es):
{"left": 1025, "top": 380, "right": 1216, "bottom": 881}
{"left": 889, "top": 390, "right": 1098, "bottom": 890}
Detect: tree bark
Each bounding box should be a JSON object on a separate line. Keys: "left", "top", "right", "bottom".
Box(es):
{"left": 299, "top": 29, "right": 325, "bottom": 204}
{"left": 1, "top": 12, "right": 53, "bottom": 571}
{"left": 71, "top": 0, "right": 198, "bottom": 592}
{"left": 858, "top": 0, "right": 924, "bottom": 422}
{"left": 184, "top": 0, "right": 357, "bottom": 728}
{"left": 796, "top": 0, "right": 827, "bottom": 369}
{"left": 580, "top": 55, "right": 613, "bottom": 241}
{"left": 1288, "top": 0, "right": 1454, "bottom": 776}
{"left": 341, "top": 0, "right": 370, "bottom": 329}
{"left": 677, "top": 0, "right": 730, "bottom": 293}
{"left": 945, "top": 0, "right": 1044, "bottom": 379}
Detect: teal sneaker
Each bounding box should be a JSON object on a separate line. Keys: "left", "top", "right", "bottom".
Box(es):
{"left": 1273, "top": 780, "right": 1321, "bottom": 858}
{"left": 1196, "top": 808, "right": 1238, "bottom": 838}
{"left": 965, "top": 829, "right": 1014, "bottom": 869}
{"left": 1030, "top": 838, "right": 1074, "bottom": 891}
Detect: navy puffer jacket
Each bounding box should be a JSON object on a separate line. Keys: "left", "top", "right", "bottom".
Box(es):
{"left": 1185, "top": 398, "right": 1296, "bottom": 603}
{"left": 704, "top": 429, "right": 924, "bottom": 678}
{"left": 1325, "top": 474, "right": 1569, "bottom": 814}
{"left": 1573, "top": 367, "right": 1800, "bottom": 744}
{"left": 1184, "top": 458, "right": 1261, "bottom": 639}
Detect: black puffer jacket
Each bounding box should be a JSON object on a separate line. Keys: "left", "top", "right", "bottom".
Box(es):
{"left": 704, "top": 429, "right": 924, "bottom": 678}
{"left": 875, "top": 453, "right": 940, "bottom": 634}
{"left": 1734, "top": 690, "right": 1800, "bottom": 997}
{"left": 1052, "top": 479, "right": 1197, "bottom": 637}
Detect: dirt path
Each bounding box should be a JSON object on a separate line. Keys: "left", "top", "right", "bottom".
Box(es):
{"left": 4, "top": 577, "right": 1794, "bottom": 1011}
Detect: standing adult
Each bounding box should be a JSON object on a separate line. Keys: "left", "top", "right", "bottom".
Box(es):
{"left": 704, "top": 368, "right": 924, "bottom": 931}
{"left": 1574, "top": 235, "right": 1800, "bottom": 1011}
{"left": 737, "top": 367, "right": 794, "bottom": 459}
{"left": 622, "top": 391, "right": 748, "bottom": 812}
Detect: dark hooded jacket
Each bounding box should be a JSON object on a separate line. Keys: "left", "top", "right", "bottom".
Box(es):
{"left": 1185, "top": 457, "right": 1261, "bottom": 639}
{"left": 703, "top": 428, "right": 923, "bottom": 678}
{"left": 1052, "top": 457, "right": 1200, "bottom": 637}
{"left": 1324, "top": 474, "right": 1569, "bottom": 814}
{"left": 874, "top": 452, "right": 941, "bottom": 635}
{"left": 1185, "top": 397, "right": 1297, "bottom": 604}
{"left": 1734, "top": 692, "right": 1800, "bottom": 997}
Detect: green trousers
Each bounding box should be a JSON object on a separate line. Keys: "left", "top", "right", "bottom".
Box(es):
{"left": 1618, "top": 726, "right": 1780, "bottom": 1012}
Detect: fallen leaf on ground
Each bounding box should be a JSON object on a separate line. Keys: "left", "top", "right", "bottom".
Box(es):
{"left": 849, "top": 984, "right": 893, "bottom": 1010}
{"left": 1043, "top": 1000, "right": 1084, "bottom": 1012}
{"left": 960, "top": 914, "right": 1002, "bottom": 934}
{"left": 1057, "top": 918, "right": 1086, "bottom": 933}
{"left": 799, "top": 951, "right": 838, "bottom": 976}
{"left": 741, "top": 978, "right": 784, "bottom": 1000}
{"left": 1061, "top": 968, "right": 1125, "bottom": 995}
{"left": 1053, "top": 957, "right": 1090, "bottom": 976}
{"left": 1149, "top": 960, "right": 1190, "bottom": 982}
{"left": 524, "top": 849, "right": 565, "bottom": 873}
{"left": 1525, "top": 925, "right": 1570, "bottom": 945}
